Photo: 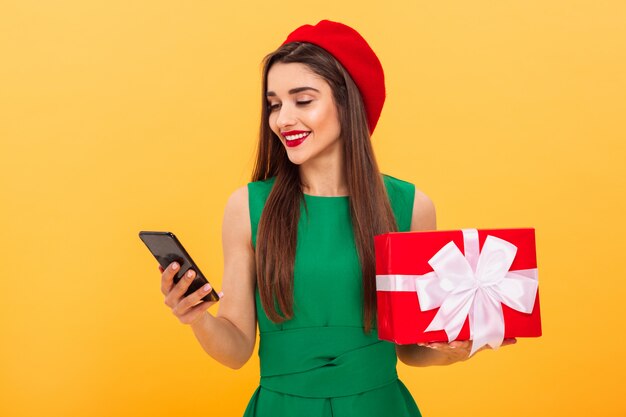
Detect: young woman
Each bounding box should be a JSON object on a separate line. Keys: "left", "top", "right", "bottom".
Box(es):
{"left": 158, "top": 20, "right": 515, "bottom": 416}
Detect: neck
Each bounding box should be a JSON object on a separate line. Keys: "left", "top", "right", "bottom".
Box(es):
{"left": 298, "top": 149, "right": 348, "bottom": 197}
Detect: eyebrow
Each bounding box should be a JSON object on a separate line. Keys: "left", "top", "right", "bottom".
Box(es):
{"left": 266, "top": 86, "right": 320, "bottom": 97}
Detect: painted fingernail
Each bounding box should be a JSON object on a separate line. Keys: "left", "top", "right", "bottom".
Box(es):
{"left": 203, "top": 284, "right": 211, "bottom": 292}
{"left": 172, "top": 263, "right": 179, "bottom": 270}
{"left": 187, "top": 270, "right": 194, "bottom": 278}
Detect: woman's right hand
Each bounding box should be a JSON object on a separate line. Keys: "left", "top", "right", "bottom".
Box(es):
{"left": 159, "top": 262, "right": 219, "bottom": 325}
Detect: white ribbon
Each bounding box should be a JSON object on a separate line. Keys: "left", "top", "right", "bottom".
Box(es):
{"left": 376, "top": 229, "right": 538, "bottom": 356}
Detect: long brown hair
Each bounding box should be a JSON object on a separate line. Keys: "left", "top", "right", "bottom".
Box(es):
{"left": 252, "top": 42, "right": 397, "bottom": 333}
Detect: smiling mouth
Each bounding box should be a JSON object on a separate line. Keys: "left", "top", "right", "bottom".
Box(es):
{"left": 283, "top": 132, "right": 310, "bottom": 141}
{"left": 282, "top": 131, "right": 310, "bottom": 148}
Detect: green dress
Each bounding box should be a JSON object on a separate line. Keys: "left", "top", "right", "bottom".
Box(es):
{"left": 243, "top": 174, "right": 421, "bottom": 417}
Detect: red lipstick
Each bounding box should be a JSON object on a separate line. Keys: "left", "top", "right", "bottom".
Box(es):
{"left": 281, "top": 130, "right": 311, "bottom": 148}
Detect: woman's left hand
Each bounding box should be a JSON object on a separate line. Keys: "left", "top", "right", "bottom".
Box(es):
{"left": 418, "top": 338, "right": 517, "bottom": 364}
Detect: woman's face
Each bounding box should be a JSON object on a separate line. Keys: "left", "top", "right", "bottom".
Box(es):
{"left": 266, "top": 62, "right": 342, "bottom": 167}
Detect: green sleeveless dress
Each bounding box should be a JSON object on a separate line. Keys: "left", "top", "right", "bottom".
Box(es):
{"left": 243, "top": 174, "right": 421, "bottom": 417}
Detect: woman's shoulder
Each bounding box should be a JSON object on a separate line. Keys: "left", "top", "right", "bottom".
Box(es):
{"left": 224, "top": 185, "right": 250, "bottom": 222}
{"left": 248, "top": 176, "right": 277, "bottom": 187}
{"left": 246, "top": 176, "right": 276, "bottom": 209}
{"left": 382, "top": 173, "right": 413, "bottom": 187}
{"left": 381, "top": 174, "right": 436, "bottom": 231}
{"left": 381, "top": 173, "right": 432, "bottom": 203}
{"left": 247, "top": 176, "right": 277, "bottom": 197}
{"left": 381, "top": 174, "right": 415, "bottom": 232}
{"left": 220, "top": 185, "right": 252, "bottom": 248}
{"left": 382, "top": 173, "right": 415, "bottom": 200}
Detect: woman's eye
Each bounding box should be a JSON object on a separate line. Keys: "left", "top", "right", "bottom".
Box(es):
{"left": 267, "top": 100, "right": 311, "bottom": 112}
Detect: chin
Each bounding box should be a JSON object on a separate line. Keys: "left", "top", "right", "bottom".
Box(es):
{"left": 286, "top": 155, "right": 306, "bottom": 166}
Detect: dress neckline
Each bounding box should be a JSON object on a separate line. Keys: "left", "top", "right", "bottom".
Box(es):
{"left": 303, "top": 193, "right": 349, "bottom": 199}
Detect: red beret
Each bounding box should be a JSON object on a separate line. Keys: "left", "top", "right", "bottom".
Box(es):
{"left": 281, "top": 20, "right": 385, "bottom": 135}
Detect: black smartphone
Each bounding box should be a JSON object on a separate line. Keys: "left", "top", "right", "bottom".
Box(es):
{"left": 139, "top": 231, "right": 220, "bottom": 302}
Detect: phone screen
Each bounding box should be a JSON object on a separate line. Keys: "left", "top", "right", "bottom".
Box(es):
{"left": 139, "top": 231, "right": 219, "bottom": 302}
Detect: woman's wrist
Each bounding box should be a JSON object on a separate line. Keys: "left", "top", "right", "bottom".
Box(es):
{"left": 189, "top": 310, "right": 211, "bottom": 330}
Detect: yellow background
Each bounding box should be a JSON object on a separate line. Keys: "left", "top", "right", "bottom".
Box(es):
{"left": 1, "top": 1, "right": 625, "bottom": 416}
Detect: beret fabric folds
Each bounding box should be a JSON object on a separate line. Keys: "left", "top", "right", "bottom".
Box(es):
{"left": 281, "top": 20, "right": 385, "bottom": 135}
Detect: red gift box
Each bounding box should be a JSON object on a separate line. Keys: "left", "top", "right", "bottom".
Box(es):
{"left": 375, "top": 228, "right": 541, "bottom": 354}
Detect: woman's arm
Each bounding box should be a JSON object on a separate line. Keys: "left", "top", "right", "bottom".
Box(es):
{"left": 160, "top": 186, "right": 257, "bottom": 370}
{"left": 190, "top": 186, "right": 257, "bottom": 369}
{"left": 395, "top": 187, "right": 453, "bottom": 366}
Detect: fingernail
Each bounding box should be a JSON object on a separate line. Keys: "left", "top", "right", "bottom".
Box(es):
{"left": 187, "top": 270, "right": 194, "bottom": 278}
{"left": 172, "top": 263, "right": 179, "bottom": 270}
{"left": 218, "top": 291, "right": 224, "bottom": 298}
{"left": 203, "top": 284, "right": 211, "bottom": 292}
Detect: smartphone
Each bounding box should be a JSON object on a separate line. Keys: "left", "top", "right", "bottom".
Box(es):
{"left": 139, "top": 231, "right": 220, "bottom": 302}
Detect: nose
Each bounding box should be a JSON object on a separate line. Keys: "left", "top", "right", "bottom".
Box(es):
{"left": 275, "top": 103, "right": 297, "bottom": 130}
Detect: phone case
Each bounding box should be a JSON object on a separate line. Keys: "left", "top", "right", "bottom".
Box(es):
{"left": 139, "top": 231, "right": 220, "bottom": 302}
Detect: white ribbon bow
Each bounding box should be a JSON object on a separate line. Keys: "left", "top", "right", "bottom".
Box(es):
{"left": 376, "top": 229, "right": 538, "bottom": 357}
